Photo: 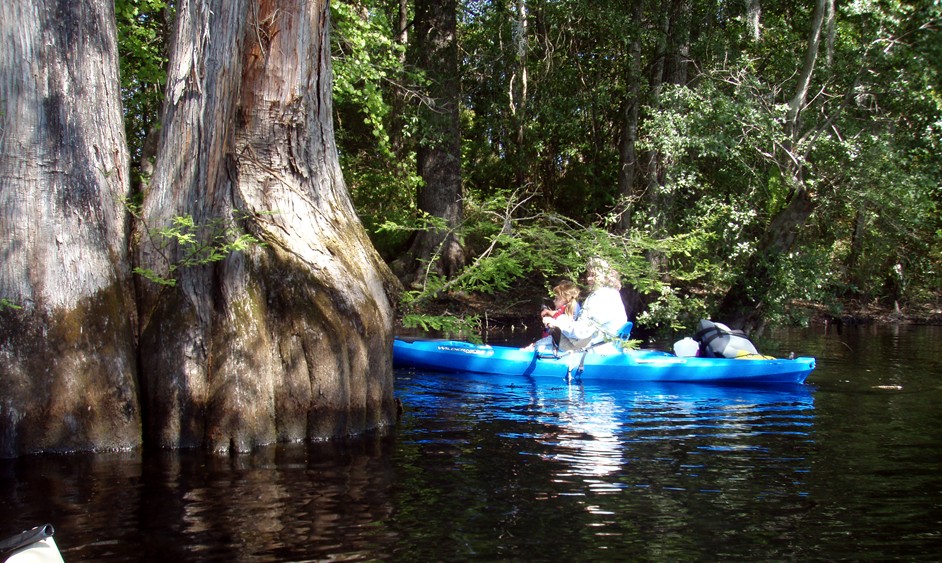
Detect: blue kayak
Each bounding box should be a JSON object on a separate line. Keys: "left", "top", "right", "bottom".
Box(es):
{"left": 393, "top": 337, "right": 815, "bottom": 385}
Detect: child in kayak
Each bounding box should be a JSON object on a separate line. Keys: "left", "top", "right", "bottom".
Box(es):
{"left": 524, "top": 281, "right": 581, "bottom": 350}
{"left": 541, "top": 280, "right": 581, "bottom": 337}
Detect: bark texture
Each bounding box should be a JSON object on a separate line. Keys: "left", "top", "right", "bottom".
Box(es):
{"left": 717, "top": 0, "right": 826, "bottom": 333}
{"left": 135, "top": 0, "right": 399, "bottom": 452}
{"left": 0, "top": 1, "right": 140, "bottom": 457}
{"left": 391, "top": 0, "right": 465, "bottom": 283}
{"left": 617, "top": 0, "right": 644, "bottom": 232}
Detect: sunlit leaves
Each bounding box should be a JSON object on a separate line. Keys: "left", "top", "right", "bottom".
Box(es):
{"left": 328, "top": 0, "right": 941, "bottom": 326}
{"left": 330, "top": 0, "right": 423, "bottom": 256}
{"left": 115, "top": 0, "right": 171, "bottom": 165}
{"left": 331, "top": 1, "right": 404, "bottom": 155}
{"left": 126, "top": 200, "right": 265, "bottom": 287}
{"left": 395, "top": 189, "right": 687, "bottom": 329}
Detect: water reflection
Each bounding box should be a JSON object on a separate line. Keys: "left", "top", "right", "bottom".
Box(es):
{"left": 551, "top": 385, "right": 624, "bottom": 478}
{"left": 399, "top": 369, "right": 815, "bottom": 498}
{"left": 0, "top": 439, "right": 400, "bottom": 561}
{"left": 393, "top": 370, "right": 819, "bottom": 560}
{"left": 3, "top": 326, "right": 941, "bottom": 560}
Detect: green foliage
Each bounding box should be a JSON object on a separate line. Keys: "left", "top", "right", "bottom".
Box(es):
{"left": 331, "top": 1, "right": 400, "bottom": 156}
{"left": 401, "top": 312, "right": 482, "bottom": 336}
{"left": 127, "top": 200, "right": 265, "bottom": 287}
{"left": 392, "top": 189, "right": 691, "bottom": 330}
{"left": 324, "top": 0, "right": 942, "bottom": 330}
{"left": 630, "top": 3, "right": 942, "bottom": 315}
{"left": 636, "top": 286, "right": 710, "bottom": 334}
{"left": 0, "top": 298, "right": 22, "bottom": 312}
{"left": 460, "top": 0, "right": 630, "bottom": 217}
{"left": 115, "top": 0, "right": 171, "bottom": 172}
{"left": 330, "top": 0, "right": 423, "bottom": 258}
{"left": 107, "top": 0, "right": 941, "bottom": 330}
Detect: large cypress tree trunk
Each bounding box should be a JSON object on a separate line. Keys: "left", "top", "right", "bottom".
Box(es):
{"left": 0, "top": 1, "right": 140, "bottom": 457}
{"left": 135, "top": 0, "right": 399, "bottom": 452}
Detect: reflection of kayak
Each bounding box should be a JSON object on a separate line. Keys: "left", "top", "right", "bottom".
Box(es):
{"left": 545, "top": 378, "right": 816, "bottom": 404}
{"left": 1, "top": 524, "right": 64, "bottom": 563}
{"left": 393, "top": 338, "right": 816, "bottom": 385}
{"left": 398, "top": 369, "right": 816, "bottom": 417}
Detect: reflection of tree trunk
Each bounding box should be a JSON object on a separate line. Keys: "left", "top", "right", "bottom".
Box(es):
{"left": 136, "top": 0, "right": 399, "bottom": 451}
{"left": 392, "top": 0, "right": 465, "bottom": 283}
{"left": 717, "top": 0, "right": 826, "bottom": 333}
{"left": 0, "top": 1, "right": 140, "bottom": 456}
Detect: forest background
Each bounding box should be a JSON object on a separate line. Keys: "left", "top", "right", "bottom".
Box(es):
{"left": 120, "top": 0, "right": 941, "bottom": 337}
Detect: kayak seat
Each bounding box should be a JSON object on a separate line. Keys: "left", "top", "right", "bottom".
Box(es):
{"left": 615, "top": 321, "right": 633, "bottom": 340}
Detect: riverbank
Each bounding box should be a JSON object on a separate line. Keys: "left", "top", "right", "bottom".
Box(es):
{"left": 401, "top": 285, "right": 942, "bottom": 333}
{"left": 794, "top": 299, "right": 942, "bottom": 326}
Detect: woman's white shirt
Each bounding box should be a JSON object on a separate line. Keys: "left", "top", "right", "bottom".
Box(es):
{"left": 549, "top": 286, "right": 627, "bottom": 341}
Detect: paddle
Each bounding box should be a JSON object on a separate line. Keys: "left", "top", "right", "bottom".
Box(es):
{"left": 566, "top": 349, "right": 590, "bottom": 382}
{"left": 549, "top": 326, "right": 562, "bottom": 358}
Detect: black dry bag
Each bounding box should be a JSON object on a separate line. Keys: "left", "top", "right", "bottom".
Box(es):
{"left": 693, "top": 319, "right": 759, "bottom": 358}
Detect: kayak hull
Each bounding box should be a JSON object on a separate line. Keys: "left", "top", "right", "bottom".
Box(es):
{"left": 393, "top": 338, "right": 815, "bottom": 385}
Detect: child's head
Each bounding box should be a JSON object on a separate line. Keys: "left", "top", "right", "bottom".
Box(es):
{"left": 552, "top": 281, "right": 581, "bottom": 316}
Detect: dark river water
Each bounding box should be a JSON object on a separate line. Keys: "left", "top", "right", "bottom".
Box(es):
{"left": 2, "top": 324, "right": 941, "bottom": 561}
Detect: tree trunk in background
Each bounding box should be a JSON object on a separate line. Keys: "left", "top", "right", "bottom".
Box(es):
{"left": 135, "top": 0, "right": 399, "bottom": 452}
{"left": 388, "top": 0, "right": 410, "bottom": 153}
{"left": 747, "top": 0, "right": 761, "bottom": 42}
{"left": 716, "top": 189, "right": 815, "bottom": 333}
{"left": 717, "top": 0, "right": 826, "bottom": 333}
{"left": 617, "top": 0, "right": 643, "bottom": 232}
{"left": 641, "top": 0, "right": 669, "bottom": 237}
{"left": 0, "top": 1, "right": 140, "bottom": 457}
{"left": 392, "top": 0, "right": 465, "bottom": 283}
{"left": 785, "top": 0, "right": 826, "bottom": 137}
{"left": 824, "top": 0, "right": 836, "bottom": 67}
{"left": 847, "top": 203, "right": 868, "bottom": 295}
{"left": 638, "top": 0, "right": 682, "bottom": 271}
{"left": 511, "top": 0, "right": 529, "bottom": 190}
{"left": 666, "top": 0, "right": 690, "bottom": 86}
